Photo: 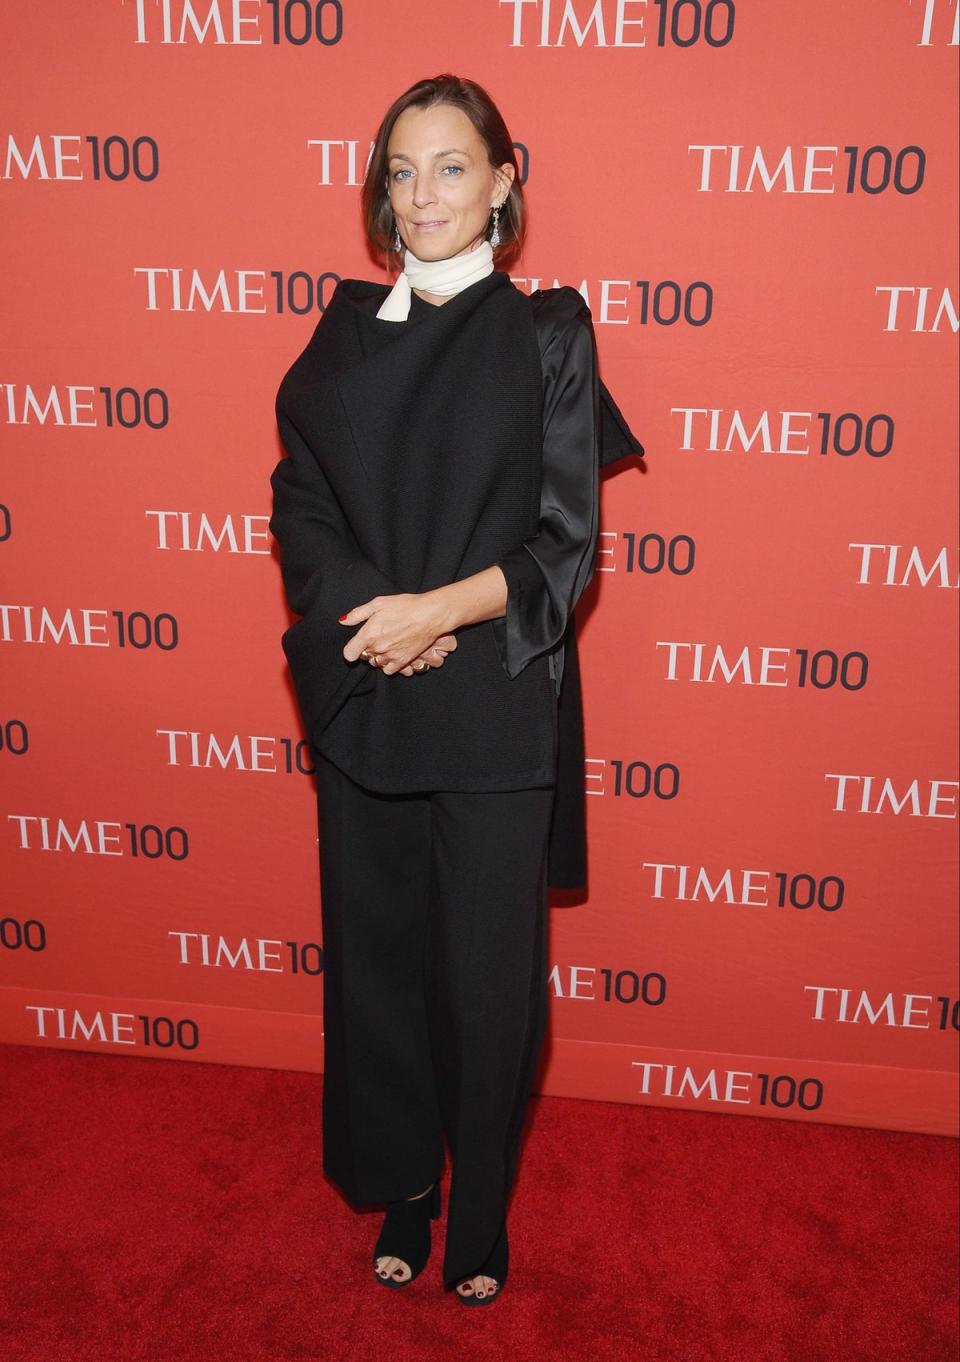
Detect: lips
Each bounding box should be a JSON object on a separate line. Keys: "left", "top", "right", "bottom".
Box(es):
{"left": 413, "top": 220, "right": 447, "bottom": 227}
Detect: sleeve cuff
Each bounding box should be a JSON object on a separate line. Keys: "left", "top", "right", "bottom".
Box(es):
{"left": 490, "top": 545, "right": 559, "bottom": 680}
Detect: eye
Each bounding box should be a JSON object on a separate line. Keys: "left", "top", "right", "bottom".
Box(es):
{"left": 390, "top": 164, "right": 464, "bottom": 181}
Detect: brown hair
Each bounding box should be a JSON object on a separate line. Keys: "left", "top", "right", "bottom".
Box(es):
{"left": 360, "top": 74, "right": 525, "bottom": 271}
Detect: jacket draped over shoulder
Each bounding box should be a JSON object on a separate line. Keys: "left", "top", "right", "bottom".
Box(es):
{"left": 269, "top": 271, "right": 643, "bottom": 888}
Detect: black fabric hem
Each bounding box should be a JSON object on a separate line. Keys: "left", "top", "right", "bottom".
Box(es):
{"left": 313, "top": 739, "right": 557, "bottom": 795}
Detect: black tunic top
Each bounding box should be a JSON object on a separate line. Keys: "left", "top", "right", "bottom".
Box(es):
{"left": 269, "top": 270, "right": 643, "bottom": 886}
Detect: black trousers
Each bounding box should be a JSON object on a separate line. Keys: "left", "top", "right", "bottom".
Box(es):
{"left": 312, "top": 746, "right": 556, "bottom": 1288}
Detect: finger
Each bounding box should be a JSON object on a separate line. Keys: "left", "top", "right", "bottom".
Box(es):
{"left": 337, "top": 598, "right": 380, "bottom": 626}
{"left": 344, "top": 631, "right": 381, "bottom": 664}
{"left": 343, "top": 635, "right": 365, "bottom": 663}
{"left": 382, "top": 656, "right": 416, "bottom": 675}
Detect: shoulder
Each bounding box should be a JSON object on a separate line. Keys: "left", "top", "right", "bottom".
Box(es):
{"left": 275, "top": 278, "right": 383, "bottom": 412}
{"left": 527, "top": 285, "right": 593, "bottom": 352}
{"left": 529, "top": 284, "right": 590, "bottom": 322}
{"left": 328, "top": 276, "right": 391, "bottom": 311}
{"left": 526, "top": 286, "right": 594, "bottom": 369}
{"left": 337, "top": 275, "right": 390, "bottom": 297}
{"left": 289, "top": 275, "right": 387, "bottom": 359}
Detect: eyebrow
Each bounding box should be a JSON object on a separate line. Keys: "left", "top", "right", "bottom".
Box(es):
{"left": 387, "top": 148, "right": 472, "bottom": 162}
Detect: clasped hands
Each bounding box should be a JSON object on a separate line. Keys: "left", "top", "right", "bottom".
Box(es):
{"left": 338, "top": 591, "right": 457, "bottom": 677}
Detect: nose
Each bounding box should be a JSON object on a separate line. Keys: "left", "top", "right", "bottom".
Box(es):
{"left": 411, "top": 174, "right": 439, "bottom": 210}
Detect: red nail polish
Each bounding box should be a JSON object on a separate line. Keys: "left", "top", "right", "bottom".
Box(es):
{"left": 338, "top": 613, "right": 349, "bottom": 621}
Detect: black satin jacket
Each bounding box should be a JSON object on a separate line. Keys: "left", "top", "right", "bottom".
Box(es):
{"left": 269, "top": 272, "right": 643, "bottom": 887}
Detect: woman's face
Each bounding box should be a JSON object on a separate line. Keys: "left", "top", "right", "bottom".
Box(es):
{"left": 384, "top": 103, "right": 514, "bottom": 261}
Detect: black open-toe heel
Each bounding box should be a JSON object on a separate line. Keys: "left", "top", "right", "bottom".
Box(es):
{"left": 454, "top": 1217, "right": 509, "bottom": 1306}
{"left": 371, "top": 1180, "right": 442, "bottom": 1289}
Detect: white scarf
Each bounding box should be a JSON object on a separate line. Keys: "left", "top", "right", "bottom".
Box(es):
{"left": 376, "top": 238, "right": 494, "bottom": 321}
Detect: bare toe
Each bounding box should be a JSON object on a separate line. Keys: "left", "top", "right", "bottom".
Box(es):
{"left": 475, "top": 1274, "right": 495, "bottom": 1299}
{"left": 376, "top": 1254, "right": 411, "bottom": 1282}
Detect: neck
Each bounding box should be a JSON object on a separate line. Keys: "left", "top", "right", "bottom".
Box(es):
{"left": 411, "top": 287, "right": 452, "bottom": 308}
{"left": 376, "top": 237, "right": 495, "bottom": 322}
{"left": 403, "top": 238, "right": 494, "bottom": 299}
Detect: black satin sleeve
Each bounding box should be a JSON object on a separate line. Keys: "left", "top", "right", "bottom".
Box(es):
{"left": 598, "top": 375, "right": 644, "bottom": 466}
{"left": 490, "top": 288, "right": 602, "bottom": 682}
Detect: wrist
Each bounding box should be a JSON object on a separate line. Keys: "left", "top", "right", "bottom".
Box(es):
{"left": 424, "top": 583, "right": 463, "bottom": 635}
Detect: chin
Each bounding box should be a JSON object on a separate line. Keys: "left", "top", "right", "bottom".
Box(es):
{"left": 412, "top": 237, "right": 455, "bottom": 254}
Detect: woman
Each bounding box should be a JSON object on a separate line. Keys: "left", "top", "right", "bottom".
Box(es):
{"left": 269, "top": 74, "right": 642, "bottom": 1306}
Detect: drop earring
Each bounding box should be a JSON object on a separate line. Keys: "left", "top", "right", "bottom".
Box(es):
{"left": 393, "top": 221, "right": 402, "bottom": 251}
{"left": 490, "top": 202, "right": 501, "bottom": 249}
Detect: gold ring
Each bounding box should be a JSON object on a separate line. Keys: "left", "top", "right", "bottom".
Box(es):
{"left": 414, "top": 659, "right": 427, "bottom": 672}
{"left": 373, "top": 654, "right": 383, "bottom": 666}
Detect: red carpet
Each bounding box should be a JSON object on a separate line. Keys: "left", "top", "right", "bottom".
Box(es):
{"left": 1, "top": 1043, "right": 956, "bottom": 1362}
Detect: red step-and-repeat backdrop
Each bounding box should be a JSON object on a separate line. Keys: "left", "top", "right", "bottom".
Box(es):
{"left": 2, "top": 2, "right": 958, "bottom": 1136}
